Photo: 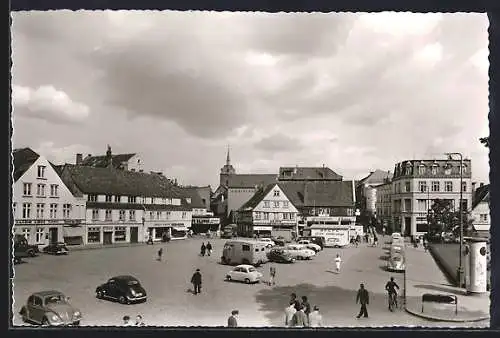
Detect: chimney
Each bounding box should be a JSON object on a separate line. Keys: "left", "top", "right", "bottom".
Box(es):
{"left": 76, "top": 153, "right": 83, "bottom": 165}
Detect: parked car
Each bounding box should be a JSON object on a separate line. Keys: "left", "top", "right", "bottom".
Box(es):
{"left": 96, "top": 275, "right": 147, "bottom": 304}
{"left": 14, "top": 235, "right": 39, "bottom": 257}
{"left": 297, "top": 240, "right": 321, "bottom": 253}
{"left": 391, "top": 232, "right": 402, "bottom": 241}
{"left": 225, "top": 264, "right": 263, "bottom": 284}
{"left": 284, "top": 244, "right": 316, "bottom": 260}
{"left": 387, "top": 253, "right": 406, "bottom": 272}
{"left": 297, "top": 236, "right": 325, "bottom": 249}
{"left": 19, "top": 290, "right": 82, "bottom": 326}
{"left": 258, "top": 238, "right": 275, "bottom": 248}
{"left": 267, "top": 248, "right": 295, "bottom": 264}
{"left": 42, "top": 242, "right": 69, "bottom": 255}
{"left": 272, "top": 237, "right": 286, "bottom": 246}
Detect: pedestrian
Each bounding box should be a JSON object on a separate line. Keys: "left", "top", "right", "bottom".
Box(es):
{"left": 335, "top": 253, "right": 342, "bottom": 273}
{"left": 191, "top": 268, "right": 202, "bottom": 295}
{"left": 122, "top": 315, "right": 132, "bottom": 326}
{"left": 291, "top": 304, "right": 308, "bottom": 327}
{"left": 227, "top": 310, "right": 239, "bottom": 327}
{"left": 206, "top": 242, "right": 213, "bottom": 256}
{"left": 290, "top": 293, "right": 301, "bottom": 311}
{"left": 135, "top": 314, "right": 145, "bottom": 326}
{"left": 382, "top": 227, "right": 386, "bottom": 237}
{"left": 355, "top": 283, "right": 369, "bottom": 318}
{"left": 284, "top": 303, "right": 297, "bottom": 327}
{"left": 308, "top": 306, "right": 323, "bottom": 327}
{"left": 200, "top": 242, "right": 206, "bottom": 256}
{"left": 157, "top": 248, "right": 163, "bottom": 261}
{"left": 301, "top": 296, "right": 311, "bottom": 318}
{"left": 269, "top": 265, "right": 276, "bottom": 286}
{"left": 355, "top": 235, "right": 360, "bottom": 248}
{"left": 373, "top": 236, "right": 378, "bottom": 247}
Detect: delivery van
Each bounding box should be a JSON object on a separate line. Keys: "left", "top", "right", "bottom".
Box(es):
{"left": 221, "top": 240, "right": 268, "bottom": 266}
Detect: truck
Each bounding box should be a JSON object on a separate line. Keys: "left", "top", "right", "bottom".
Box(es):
{"left": 221, "top": 224, "right": 237, "bottom": 239}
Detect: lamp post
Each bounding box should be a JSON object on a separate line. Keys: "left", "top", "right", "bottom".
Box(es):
{"left": 445, "top": 152, "right": 464, "bottom": 288}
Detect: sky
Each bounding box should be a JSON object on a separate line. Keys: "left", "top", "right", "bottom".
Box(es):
{"left": 11, "top": 11, "right": 490, "bottom": 188}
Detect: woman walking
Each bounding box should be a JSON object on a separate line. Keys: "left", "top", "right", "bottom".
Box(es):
{"left": 200, "top": 242, "right": 206, "bottom": 257}
{"left": 335, "top": 253, "right": 342, "bottom": 273}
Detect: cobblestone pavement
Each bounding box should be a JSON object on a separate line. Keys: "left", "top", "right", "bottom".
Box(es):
{"left": 11, "top": 237, "right": 488, "bottom": 327}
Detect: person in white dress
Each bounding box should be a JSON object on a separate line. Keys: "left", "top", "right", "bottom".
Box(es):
{"left": 284, "top": 303, "right": 297, "bottom": 327}
{"left": 335, "top": 253, "right": 342, "bottom": 273}
{"left": 309, "top": 306, "right": 323, "bottom": 327}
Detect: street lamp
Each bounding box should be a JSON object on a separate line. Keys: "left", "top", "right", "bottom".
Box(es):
{"left": 445, "top": 152, "right": 464, "bottom": 288}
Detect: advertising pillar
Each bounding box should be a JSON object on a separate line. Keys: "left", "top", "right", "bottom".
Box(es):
{"left": 465, "top": 238, "right": 488, "bottom": 294}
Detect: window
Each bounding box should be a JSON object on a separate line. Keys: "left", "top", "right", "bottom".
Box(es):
{"left": 166, "top": 211, "right": 171, "bottom": 219}
{"left": 87, "top": 227, "right": 101, "bottom": 243}
{"left": 37, "top": 184, "right": 46, "bottom": 197}
{"left": 88, "top": 194, "right": 98, "bottom": 202}
{"left": 445, "top": 181, "right": 453, "bottom": 192}
{"left": 283, "top": 201, "right": 289, "bottom": 208}
{"left": 461, "top": 164, "right": 468, "bottom": 174}
{"left": 418, "top": 181, "right": 427, "bottom": 193}
{"left": 12, "top": 202, "right": 16, "bottom": 217}
{"left": 49, "top": 204, "right": 57, "bottom": 218}
{"left": 418, "top": 165, "right": 425, "bottom": 175}
{"left": 431, "top": 181, "right": 440, "bottom": 192}
{"left": 263, "top": 201, "right": 270, "bottom": 208}
{"left": 128, "top": 196, "right": 137, "bottom": 203}
{"left": 264, "top": 212, "right": 269, "bottom": 220}
{"left": 404, "top": 199, "right": 411, "bottom": 212}
{"left": 479, "top": 214, "right": 488, "bottom": 222}
{"left": 274, "top": 201, "right": 280, "bottom": 208}
{"left": 290, "top": 213, "right": 295, "bottom": 220}
{"left": 33, "top": 296, "right": 43, "bottom": 307}
{"left": 254, "top": 212, "right": 261, "bottom": 220}
{"left": 21, "top": 228, "right": 30, "bottom": 241}
{"left": 114, "top": 227, "right": 126, "bottom": 242}
{"left": 182, "top": 211, "right": 187, "bottom": 219}
{"left": 460, "top": 199, "right": 468, "bottom": 211}
{"left": 416, "top": 223, "right": 428, "bottom": 233}
{"left": 35, "top": 228, "right": 44, "bottom": 243}
{"left": 22, "top": 203, "right": 31, "bottom": 219}
{"left": 444, "top": 164, "right": 452, "bottom": 175}
{"left": 36, "top": 203, "right": 45, "bottom": 219}
{"left": 37, "top": 165, "right": 46, "bottom": 178}
{"left": 462, "top": 182, "right": 467, "bottom": 192}
{"left": 105, "top": 209, "right": 112, "bottom": 221}
{"left": 166, "top": 198, "right": 172, "bottom": 205}
{"left": 119, "top": 210, "right": 125, "bottom": 221}
{"left": 417, "top": 199, "right": 427, "bottom": 211}
{"left": 242, "top": 245, "right": 250, "bottom": 252}
{"left": 151, "top": 198, "right": 155, "bottom": 204}
{"left": 129, "top": 210, "right": 136, "bottom": 221}
{"left": 105, "top": 195, "right": 112, "bottom": 202}
{"left": 157, "top": 211, "right": 161, "bottom": 220}
{"left": 49, "top": 184, "right": 58, "bottom": 197}
{"left": 149, "top": 211, "right": 154, "bottom": 220}
{"left": 431, "top": 165, "right": 438, "bottom": 175}
{"left": 63, "top": 204, "right": 71, "bottom": 218}
{"left": 405, "top": 181, "right": 411, "bottom": 192}
{"left": 273, "top": 190, "right": 280, "bottom": 197}
{"left": 23, "top": 183, "right": 32, "bottom": 196}
{"left": 92, "top": 209, "right": 99, "bottom": 220}
{"left": 283, "top": 213, "right": 289, "bottom": 220}
{"left": 114, "top": 195, "right": 121, "bottom": 203}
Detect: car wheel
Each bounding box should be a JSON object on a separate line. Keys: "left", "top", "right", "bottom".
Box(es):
{"left": 119, "top": 296, "right": 127, "bottom": 304}
{"left": 42, "top": 317, "right": 50, "bottom": 326}
{"left": 96, "top": 290, "right": 104, "bottom": 299}
{"left": 244, "top": 278, "right": 251, "bottom": 284}
{"left": 226, "top": 275, "right": 231, "bottom": 281}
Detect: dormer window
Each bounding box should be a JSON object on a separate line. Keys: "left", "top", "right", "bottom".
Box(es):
{"left": 404, "top": 163, "right": 412, "bottom": 175}
{"left": 444, "top": 163, "right": 452, "bottom": 175}
{"left": 273, "top": 190, "right": 280, "bottom": 197}
{"left": 431, "top": 162, "right": 438, "bottom": 175}
{"left": 461, "top": 163, "right": 468, "bottom": 174}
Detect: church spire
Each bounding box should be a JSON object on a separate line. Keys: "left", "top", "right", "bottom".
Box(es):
{"left": 226, "top": 144, "right": 231, "bottom": 166}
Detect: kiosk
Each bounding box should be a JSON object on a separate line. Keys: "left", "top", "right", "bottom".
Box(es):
{"left": 464, "top": 237, "right": 488, "bottom": 294}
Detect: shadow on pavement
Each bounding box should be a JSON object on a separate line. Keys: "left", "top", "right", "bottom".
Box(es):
{"left": 254, "top": 283, "right": 395, "bottom": 326}
{"left": 413, "top": 284, "right": 468, "bottom": 296}
{"left": 379, "top": 255, "right": 389, "bottom": 261}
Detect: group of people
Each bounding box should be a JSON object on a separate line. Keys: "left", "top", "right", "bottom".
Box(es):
{"left": 122, "top": 314, "right": 145, "bottom": 326}
{"left": 285, "top": 293, "right": 323, "bottom": 327}
{"left": 200, "top": 242, "right": 213, "bottom": 256}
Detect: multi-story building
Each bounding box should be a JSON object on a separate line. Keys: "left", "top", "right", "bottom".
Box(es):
{"left": 375, "top": 180, "right": 393, "bottom": 232}
{"left": 391, "top": 158, "right": 472, "bottom": 237}
{"left": 356, "top": 170, "right": 393, "bottom": 227}
{"left": 183, "top": 186, "right": 220, "bottom": 234}
{"left": 470, "top": 183, "right": 490, "bottom": 238}
{"left": 57, "top": 164, "right": 192, "bottom": 244}
{"left": 237, "top": 183, "right": 299, "bottom": 239}
{"left": 12, "top": 148, "right": 86, "bottom": 247}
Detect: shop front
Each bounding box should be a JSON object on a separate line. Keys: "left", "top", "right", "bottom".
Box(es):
{"left": 62, "top": 225, "right": 85, "bottom": 246}
{"left": 14, "top": 220, "right": 65, "bottom": 248}
{"left": 147, "top": 222, "right": 189, "bottom": 241}
{"left": 191, "top": 216, "right": 221, "bottom": 234}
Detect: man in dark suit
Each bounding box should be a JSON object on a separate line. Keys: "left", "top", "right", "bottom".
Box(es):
{"left": 191, "top": 269, "right": 202, "bottom": 295}
{"left": 227, "top": 310, "right": 239, "bottom": 327}
{"left": 356, "top": 283, "right": 369, "bottom": 318}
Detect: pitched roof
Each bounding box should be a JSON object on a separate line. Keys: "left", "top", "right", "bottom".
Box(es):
{"left": 59, "top": 164, "right": 185, "bottom": 198}
{"left": 80, "top": 153, "right": 136, "bottom": 169}
{"left": 303, "top": 181, "right": 355, "bottom": 207}
{"left": 13, "top": 147, "right": 40, "bottom": 181}
{"left": 239, "top": 184, "right": 276, "bottom": 210}
{"left": 182, "top": 187, "right": 207, "bottom": 209}
{"left": 279, "top": 166, "right": 343, "bottom": 181}
{"left": 472, "top": 184, "right": 490, "bottom": 210}
{"left": 227, "top": 174, "right": 277, "bottom": 188}
{"left": 358, "top": 169, "right": 392, "bottom": 186}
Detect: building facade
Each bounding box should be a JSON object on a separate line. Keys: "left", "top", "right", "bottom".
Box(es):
{"left": 356, "top": 170, "right": 393, "bottom": 227}
{"left": 391, "top": 159, "right": 473, "bottom": 237}
{"left": 184, "top": 186, "right": 220, "bottom": 234}
{"left": 12, "top": 148, "right": 86, "bottom": 247}
{"left": 470, "top": 183, "right": 490, "bottom": 238}
{"left": 227, "top": 174, "right": 277, "bottom": 220}
{"left": 375, "top": 180, "right": 393, "bottom": 232}
{"left": 237, "top": 183, "right": 299, "bottom": 239}
{"left": 58, "top": 164, "right": 192, "bottom": 244}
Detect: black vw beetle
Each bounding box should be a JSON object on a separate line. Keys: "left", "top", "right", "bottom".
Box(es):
{"left": 95, "top": 275, "right": 147, "bottom": 304}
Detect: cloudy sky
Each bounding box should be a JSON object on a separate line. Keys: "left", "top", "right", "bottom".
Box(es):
{"left": 11, "top": 11, "right": 489, "bottom": 188}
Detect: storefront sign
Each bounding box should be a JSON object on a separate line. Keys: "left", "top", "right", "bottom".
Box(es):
{"left": 307, "top": 216, "right": 340, "bottom": 223}
{"left": 253, "top": 226, "right": 273, "bottom": 231}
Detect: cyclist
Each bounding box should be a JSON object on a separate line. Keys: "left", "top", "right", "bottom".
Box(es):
{"left": 385, "top": 277, "right": 400, "bottom": 311}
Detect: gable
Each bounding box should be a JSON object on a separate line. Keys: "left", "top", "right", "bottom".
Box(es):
{"left": 254, "top": 184, "right": 298, "bottom": 213}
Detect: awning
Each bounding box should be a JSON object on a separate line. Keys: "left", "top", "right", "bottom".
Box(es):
{"left": 473, "top": 224, "right": 490, "bottom": 231}
{"left": 172, "top": 226, "right": 187, "bottom": 231}
{"left": 253, "top": 226, "right": 272, "bottom": 231}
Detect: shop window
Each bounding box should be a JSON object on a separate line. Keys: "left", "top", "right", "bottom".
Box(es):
{"left": 87, "top": 228, "right": 101, "bottom": 243}
{"left": 416, "top": 223, "right": 428, "bottom": 233}
{"left": 114, "top": 227, "right": 126, "bottom": 242}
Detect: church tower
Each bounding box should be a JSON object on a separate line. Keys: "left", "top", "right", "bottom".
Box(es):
{"left": 220, "top": 145, "right": 236, "bottom": 187}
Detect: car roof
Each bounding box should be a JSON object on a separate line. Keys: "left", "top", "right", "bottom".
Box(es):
{"left": 112, "top": 275, "right": 139, "bottom": 281}
{"left": 235, "top": 264, "right": 255, "bottom": 269}
{"left": 32, "top": 290, "right": 65, "bottom": 297}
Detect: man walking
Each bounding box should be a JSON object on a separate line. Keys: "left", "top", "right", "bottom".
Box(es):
{"left": 200, "top": 242, "right": 206, "bottom": 256}
{"left": 356, "top": 283, "right": 369, "bottom": 318}
{"left": 269, "top": 265, "right": 276, "bottom": 286}
{"left": 191, "top": 268, "right": 202, "bottom": 295}
{"left": 157, "top": 248, "right": 163, "bottom": 261}
{"left": 206, "top": 242, "right": 213, "bottom": 256}
{"left": 227, "top": 310, "right": 239, "bottom": 327}
{"left": 334, "top": 253, "right": 342, "bottom": 273}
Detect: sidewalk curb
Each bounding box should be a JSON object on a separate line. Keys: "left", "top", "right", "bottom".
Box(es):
{"left": 404, "top": 306, "right": 489, "bottom": 323}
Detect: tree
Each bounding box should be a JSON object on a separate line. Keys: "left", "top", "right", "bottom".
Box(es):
{"left": 427, "top": 199, "right": 474, "bottom": 238}
{"left": 480, "top": 136, "right": 489, "bottom": 148}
